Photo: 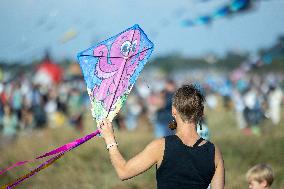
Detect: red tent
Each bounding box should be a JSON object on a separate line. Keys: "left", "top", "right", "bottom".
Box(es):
{"left": 34, "top": 58, "right": 63, "bottom": 85}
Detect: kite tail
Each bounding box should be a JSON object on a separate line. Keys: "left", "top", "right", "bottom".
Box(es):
{"left": 0, "top": 130, "right": 101, "bottom": 189}
{"left": 0, "top": 130, "right": 100, "bottom": 175}
{"left": 1, "top": 152, "right": 65, "bottom": 189}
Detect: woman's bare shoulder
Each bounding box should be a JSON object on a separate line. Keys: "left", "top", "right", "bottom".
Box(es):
{"left": 147, "top": 138, "right": 166, "bottom": 166}
{"left": 146, "top": 138, "right": 165, "bottom": 150}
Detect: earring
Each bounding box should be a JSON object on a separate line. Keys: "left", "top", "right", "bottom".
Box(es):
{"left": 169, "top": 116, "right": 177, "bottom": 130}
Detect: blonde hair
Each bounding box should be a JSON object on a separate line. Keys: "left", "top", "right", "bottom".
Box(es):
{"left": 246, "top": 164, "right": 274, "bottom": 187}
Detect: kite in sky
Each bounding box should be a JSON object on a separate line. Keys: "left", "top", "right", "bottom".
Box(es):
{"left": 78, "top": 24, "right": 154, "bottom": 124}
{"left": 0, "top": 24, "right": 154, "bottom": 189}
{"left": 182, "top": 0, "right": 252, "bottom": 27}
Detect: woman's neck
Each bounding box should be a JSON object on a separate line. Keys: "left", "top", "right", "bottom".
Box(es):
{"left": 175, "top": 119, "right": 200, "bottom": 145}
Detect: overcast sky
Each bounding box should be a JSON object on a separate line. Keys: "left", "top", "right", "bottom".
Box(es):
{"left": 1, "top": 0, "right": 284, "bottom": 62}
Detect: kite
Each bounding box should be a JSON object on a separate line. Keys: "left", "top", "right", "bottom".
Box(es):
{"left": 60, "top": 28, "right": 78, "bottom": 43}
{"left": 0, "top": 24, "right": 154, "bottom": 188}
{"left": 77, "top": 24, "right": 154, "bottom": 123}
{"left": 182, "top": 0, "right": 253, "bottom": 27}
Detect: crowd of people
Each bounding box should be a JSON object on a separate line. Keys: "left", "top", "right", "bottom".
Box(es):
{"left": 203, "top": 72, "right": 283, "bottom": 135}
{"left": 0, "top": 65, "right": 283, "bottom": 145}
{"left": 126, "top": 70, "right": 284, "bottom": 137}
{"left": 0, "top": 62, "right": 282, "bottom": 189}
{"left": 0, "top": 75, "right": 88, "bottom": 144}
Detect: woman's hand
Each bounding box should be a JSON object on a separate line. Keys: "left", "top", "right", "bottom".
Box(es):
{"left": 99, "top": 119, "right": 116, "bottom": 144}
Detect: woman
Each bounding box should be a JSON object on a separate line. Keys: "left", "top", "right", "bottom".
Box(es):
{"left": 99, "top": 84, "right": 225, "bottom": 189}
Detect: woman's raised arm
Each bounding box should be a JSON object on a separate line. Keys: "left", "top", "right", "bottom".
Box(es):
{"left": 99, "top": 119, "right": 164, "bottom": 180}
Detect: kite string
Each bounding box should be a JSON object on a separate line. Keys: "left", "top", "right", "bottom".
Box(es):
{"left": 0, "top": 130, "right": 101, "bottom": 188}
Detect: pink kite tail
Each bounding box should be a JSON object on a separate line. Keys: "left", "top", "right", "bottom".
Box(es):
{"left": 1, "top": 152, "right": 65, "bottom": 189}
{"left": 0, "top": 161, "right": 29, "bottom": 176}
{"left": 0, "top": 130, "right": 100, "bottom": 175}
{"left": 1, "top": 130, "right": 101, "bottom": 189}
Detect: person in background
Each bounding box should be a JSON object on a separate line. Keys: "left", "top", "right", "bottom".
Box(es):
{"left": 246, "top": 163, "right": 274, "bottom": 189}
{"left": 33, "top": 95, "right": 47, "bottom": 128}
{"left": 154, "top": 79, "right": 176, "bottom": 137}
{"left": 44, "top": 89, "right": 58, "bottom": 128}
{"left": 243, "top": 86, "right": 264, "bottom": 135}
{"left": 267, "top": 85, "right": 283, "bottom": 126}
{"left": 232, "top": 89, "right": 246, "bottom": 129}
{"left": 1, "top": 104, "right": 18, "bottom": 144}
{"left": 124, "top": 94, "right": 142, "bottom": 131}
{"left": 11, "top": 82, "right": 23, "bottom": 122}
{"left": 67, "top": 88, "right": 84, "bottom": 131}
{"left": 99, "top": 84, "right": 225, "bottom": 189}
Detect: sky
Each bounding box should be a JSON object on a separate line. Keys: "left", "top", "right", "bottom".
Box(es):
{"left": 0, "top": 0, "right": 284, "bottom": 62}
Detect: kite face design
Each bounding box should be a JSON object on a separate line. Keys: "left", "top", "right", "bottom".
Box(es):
{"left": 92, "top": 29, "right": 144, "bottom": 111}
{"left": 77, "top": 24, "right": 154, "bottom": 123}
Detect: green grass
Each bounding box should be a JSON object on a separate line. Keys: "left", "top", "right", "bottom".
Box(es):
{"left": 0, "top": 107, "right": 284, "bottom": 189}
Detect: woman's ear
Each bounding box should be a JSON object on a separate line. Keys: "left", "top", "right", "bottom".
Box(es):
{"left": 172, "top": 106, "right": 177, "bottom": 118}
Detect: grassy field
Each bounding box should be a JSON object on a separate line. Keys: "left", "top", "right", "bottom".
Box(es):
{"left": 0, "top": 106, "right": 284, "bottom": 189}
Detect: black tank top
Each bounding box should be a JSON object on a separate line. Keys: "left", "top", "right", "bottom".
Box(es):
{"left": 156, "top": 135, "right": 215, "bottom": 189}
